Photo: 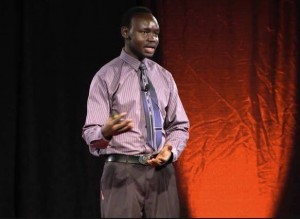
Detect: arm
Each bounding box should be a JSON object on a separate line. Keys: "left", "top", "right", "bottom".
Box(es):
{"left": 82, "top": 73, "right": 111, "bottom": 156}
{"left": 147, "top": 74, "right": 189, "bottom": 166}
{"left": 163, "top": 75, "right": 190, "bottom": 161}
{"left": 82, "top": 73, "right": 133, "bottom": 156}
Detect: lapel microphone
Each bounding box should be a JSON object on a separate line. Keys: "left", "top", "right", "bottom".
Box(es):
{"left": 142, "top": 83, "right": 150, "bottom": 92}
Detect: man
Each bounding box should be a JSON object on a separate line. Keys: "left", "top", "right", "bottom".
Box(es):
{"left": 82, "top": 6, "right": 189, "bottom": 218}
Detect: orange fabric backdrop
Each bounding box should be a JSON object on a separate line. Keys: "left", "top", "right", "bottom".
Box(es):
{"left": 154, "top": 0, "right": 298, "bottom": 217}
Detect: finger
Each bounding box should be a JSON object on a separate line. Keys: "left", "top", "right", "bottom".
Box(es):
{"left": 111, "top": 112, "right": 127, "bottom": 124}
{"left": 116, "top": 126, "right": 132, "bottom": 134}
{"left": 114, "top": 112, "right": 127, "bottom": 119}
{"left": 146, "top": 158, "right": 157, "bottom": 166}
{"left": 147, "top": 157, "right": 164, "bottom": 167}
{"left": 157, "top": 157, "right": 167, "bottom": 165}
{"left": 147, "top": 160, "right": 159, "bottom": 167}
{"left": 114, "top": 121, "right": 133, "bottom": 134}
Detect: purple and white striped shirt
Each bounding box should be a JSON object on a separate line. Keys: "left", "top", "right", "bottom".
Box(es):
{"left": 82, "top": 49, "right": 189, "bottom": 161}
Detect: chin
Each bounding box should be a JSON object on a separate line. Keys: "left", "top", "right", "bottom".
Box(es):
{"left": 144, "top": 53, "right": 155, "bottom": 58}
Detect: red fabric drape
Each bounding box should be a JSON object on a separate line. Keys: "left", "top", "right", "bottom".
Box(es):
{"left": 154, "top": 0, "right": 297, "bottom": 217}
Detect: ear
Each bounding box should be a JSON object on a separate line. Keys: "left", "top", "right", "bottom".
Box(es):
{"left": 121, "top": 26, "right": 129, "bottom": 39}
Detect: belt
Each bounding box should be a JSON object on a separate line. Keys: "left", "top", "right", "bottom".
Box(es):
{"left": 106, "top": 154, "right": 152, "bottom": 165}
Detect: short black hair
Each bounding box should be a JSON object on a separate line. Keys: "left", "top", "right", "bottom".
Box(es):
{"left": 121, "top": 6, "right": 153, "bottom": 28}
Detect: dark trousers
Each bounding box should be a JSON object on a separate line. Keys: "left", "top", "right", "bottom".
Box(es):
{"left": 100, "top": 161, "right": 180, "bottom": 218}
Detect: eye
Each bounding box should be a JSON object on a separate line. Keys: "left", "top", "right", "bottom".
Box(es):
{"left": 141, "top": 31, "right": 148, "bottom": 36}
{"left": 139, "top": 30, "right": 159, "bottom": 38}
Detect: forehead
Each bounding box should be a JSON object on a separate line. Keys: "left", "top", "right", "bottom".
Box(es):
{"left": 130, "top": 13, "right": 159, "bottom": 29}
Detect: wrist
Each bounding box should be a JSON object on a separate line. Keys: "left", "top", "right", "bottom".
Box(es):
{"left": 101, "top": 126, "right": 112, "bottom": 141}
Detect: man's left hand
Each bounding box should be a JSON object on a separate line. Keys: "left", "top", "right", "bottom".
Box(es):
{"left": 146, "top": 144, "right": 173, "bottom": 167}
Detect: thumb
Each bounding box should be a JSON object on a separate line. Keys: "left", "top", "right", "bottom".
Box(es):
{"left": 164, "top": 144, "right": 172, "bottom": 151}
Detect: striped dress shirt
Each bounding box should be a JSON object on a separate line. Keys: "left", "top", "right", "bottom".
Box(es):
{"left": 82, "top": 49, "right": 189, "bottom": 161}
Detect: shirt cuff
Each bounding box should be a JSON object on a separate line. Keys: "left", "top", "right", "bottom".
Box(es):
{"left": 83, "top": 126, "right": 110, "bottom": 154}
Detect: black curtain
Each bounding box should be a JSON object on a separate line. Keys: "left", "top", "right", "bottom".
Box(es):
{"left": 0, "top": 0, "right": 151, "bottom": 217}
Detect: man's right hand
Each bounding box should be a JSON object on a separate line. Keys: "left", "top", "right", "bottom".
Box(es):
{"left": 101, "top": 112, "right": 133, "bottom": 140}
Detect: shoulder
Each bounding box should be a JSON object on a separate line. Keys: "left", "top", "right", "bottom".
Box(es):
{"left": 96, "top": 57, "right": 121, "bottom": 76}
{"left": 91, "top": 56, "right": 126, "bottom": 83}
{"left": 146, "top": 59, "right": 172, "bottom": 78}
{"left": 145, "top": 59, "right": 178, "bottom": 90}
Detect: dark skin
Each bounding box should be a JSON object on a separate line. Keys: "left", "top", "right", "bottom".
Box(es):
{"left": 94, "top": 12, "right": 172, "bottom": 167}
{"left": 121, "top": 13, "right": 160, "bottom": 60}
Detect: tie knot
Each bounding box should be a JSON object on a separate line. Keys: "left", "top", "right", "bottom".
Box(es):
{"left": 139, "top": 63, "right": 147, "bottom": 71}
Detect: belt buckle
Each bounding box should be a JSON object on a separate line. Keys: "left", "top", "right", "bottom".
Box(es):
{"left": 138, "top": 155, "right": 151, "bottom": 165}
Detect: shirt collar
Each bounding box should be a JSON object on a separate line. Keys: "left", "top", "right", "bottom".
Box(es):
{"left": 120, "top": 49, "right": 147, "bottom": 71}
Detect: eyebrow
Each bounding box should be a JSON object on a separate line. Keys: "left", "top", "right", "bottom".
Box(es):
{"left": 142, "top": 27, "right": 160, "bottom": 32}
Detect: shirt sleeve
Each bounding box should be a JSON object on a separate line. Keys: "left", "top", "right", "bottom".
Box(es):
{"left": 82, "top": 71, "right": 111, "bottom": 156}
{"left": 164, "top": 74, "right": 190, "bottom": 161}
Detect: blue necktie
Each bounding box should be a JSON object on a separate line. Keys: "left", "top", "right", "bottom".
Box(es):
{"left": 139, "top": 63, "right": 162, "bottom": 151}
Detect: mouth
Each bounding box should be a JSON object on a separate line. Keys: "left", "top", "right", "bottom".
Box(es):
{"left": 144, "top": 46, "right": 156, "bottom": 54}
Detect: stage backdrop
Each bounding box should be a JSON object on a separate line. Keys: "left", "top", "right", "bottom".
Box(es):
{"left": 151, "top": 0, "right": 299, "bottom": 217}
{"left": 1, "top": 0, "right": 299, "bottom": 218}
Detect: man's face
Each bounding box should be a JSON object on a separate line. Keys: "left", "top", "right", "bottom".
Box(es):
{"left": 123, "top": 13, "right": 160, "bottom": 60}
